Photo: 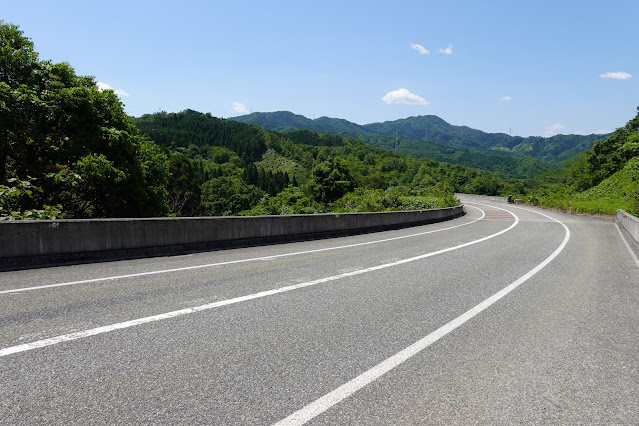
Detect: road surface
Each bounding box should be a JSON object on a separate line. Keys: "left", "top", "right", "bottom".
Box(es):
{"left": 1, "top": 196, "right": 638, "bottom": 424}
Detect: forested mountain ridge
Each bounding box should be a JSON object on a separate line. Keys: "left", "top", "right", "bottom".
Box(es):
{"left": 231, "top": 112, "right": 554, "bottom": 178}
{"left": 136, "top": 110, "right": 269, "bottom": 163}
{"left": 228, "top": 111, "right": 370, "bottom": 135}
{"left": 135, "top": 109, "right": 515, "bottom": 216}
{"left": 230, "top": 112, "right": 608, "bottom": 171}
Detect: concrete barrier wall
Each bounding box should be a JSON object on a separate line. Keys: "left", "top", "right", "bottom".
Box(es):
{"left": 617, "top": 209, "right": 639, "bottom": 244}
{"left": 0, "top": 206, "right": 464, "bottom": 266}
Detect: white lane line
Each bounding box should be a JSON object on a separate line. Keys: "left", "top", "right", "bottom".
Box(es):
{"left": 273, "top": 205, "right": 569, "bottom": 426}
{"left": 615, "top": 223, "right": 639, "bottom": 269}
{"left": 0, "top": 207, "right": 516, "bottom": 358}
{"left": 1, "top": 207, "right": 485, "bottom": 295}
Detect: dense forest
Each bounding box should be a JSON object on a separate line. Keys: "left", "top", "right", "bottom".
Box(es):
{"left": 230, "top": 112, "right": 608, "bottom": 174}
{"left": 135, "top": 109, "right": 515, "bottom": 216}
{"left": 1, "top": 21, "right": 637, "bottom": 219}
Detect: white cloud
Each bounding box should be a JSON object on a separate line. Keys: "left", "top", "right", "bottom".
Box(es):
{"left": 600, "top": 71, "right": 632, "bottom": 80}
{"left": 96, "top": 81, "right": 129, "bottom": 97}
{"left": 381, "top": 88, "right": 429, "bottom": 105}
{"left": 233, "top": 102, "right": 249, "bottom": 114}
{"left": 544, "top": 123, "right": 565, "bottom": 137}
{"left": 410, "top": 43, "right": 429, "bottom": 55}
{"left": 438, "top": 43, "right": 453, "bottom": 55}
{"left": 499, "top": 96, "right": 512, "bottom": 102}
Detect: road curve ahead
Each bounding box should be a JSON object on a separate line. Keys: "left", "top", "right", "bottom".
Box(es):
{"left": 1, "top": 197, "right": 638, "bottom": 424}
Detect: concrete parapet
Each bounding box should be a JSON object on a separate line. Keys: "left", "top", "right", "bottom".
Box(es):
{"left": 0, "top": 206, "right": 464, "bottom": 269}
{"left": 617, "top": 209, "right": 639, "bottom": 244}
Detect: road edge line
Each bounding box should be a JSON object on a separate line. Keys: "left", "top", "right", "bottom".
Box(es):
{"left": 0, "top": 206, "right": 515, "bottom": 358}
{"left": 272, "top": 204, "right": 569, "bottom": 426}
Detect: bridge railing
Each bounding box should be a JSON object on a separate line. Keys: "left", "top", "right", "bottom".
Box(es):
{"left": 617, "top": 209, "right": 639, "bottom": 245}
{"left": 0, "top": 206, "right": 464, "bottom": 270}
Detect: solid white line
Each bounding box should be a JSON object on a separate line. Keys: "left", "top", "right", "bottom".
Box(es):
{"left": 273, "top": 205, "right": 569, "bottom": 426}
{"left": 1, "top": 207, "right": 485, "bottom": 295}
{"left": 615, "top": 223, "right": 639, "bottom": 269}
{"left": 0, "top": 207, "right": 516, "bottom": 358}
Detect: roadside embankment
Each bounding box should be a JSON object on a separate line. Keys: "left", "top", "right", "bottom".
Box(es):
{"left": 0, "top": 206, "right": 464, "bottom": 270}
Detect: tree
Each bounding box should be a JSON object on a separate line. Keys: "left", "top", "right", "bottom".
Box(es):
{"left": 0, "top": 21, "right": 170, "bottom": 217}
{"left": 166, "top": 153, "right": 201, "bottom": 216}
{"left": 200, "top": 176, "right": 264, "bottom": 216}
{"left": 307, "top": 158, "right": 356, "bottom": 203}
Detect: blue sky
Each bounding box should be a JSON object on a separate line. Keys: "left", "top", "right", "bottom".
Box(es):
{"left": 3, "top": 0, "right": 637, "bottom": 136}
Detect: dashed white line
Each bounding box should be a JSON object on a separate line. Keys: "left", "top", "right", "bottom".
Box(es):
{"left": 0, "top": 207, "right": 485, "bottom": 295}
{"left": 273, "top": 204, "right": 569, "bottom": 426}
{"left": 0, "top": 206, "right": 516, "bottom": 358}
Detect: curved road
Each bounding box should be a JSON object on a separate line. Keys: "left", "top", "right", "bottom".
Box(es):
{"left": 1, "top": 196, "right": 638, "bottom": 424}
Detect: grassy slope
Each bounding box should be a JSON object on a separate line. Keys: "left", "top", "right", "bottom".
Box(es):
{"left": 535, "top": 157, "right": 639, "bottom": 215}
{"left": 255, "top": 149, "right": 308, "bottom": 179}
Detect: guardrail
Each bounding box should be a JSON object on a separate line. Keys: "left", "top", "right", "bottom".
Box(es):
{"left": 0, "top": 206, "right": 464, "bottom": 270}
{"left": 617, "top": 209, "right": 639, "bottom": 244}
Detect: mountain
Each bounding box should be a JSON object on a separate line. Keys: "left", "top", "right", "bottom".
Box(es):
{"left": 361, "top": 115, "right": 607, "bottom": 165}
{"left": 230, "top": 112, "right": 608, "bottom": 175}
{"left": 134, "top": 110, "right": 516, "bottom": 215}
{"left": 231, "top": 111, "right": 369, "bottom": 135}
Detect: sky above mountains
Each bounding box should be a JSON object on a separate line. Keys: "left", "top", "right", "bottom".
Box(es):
{"left": 3, "top": 0, "right": 637, "bottom": 137}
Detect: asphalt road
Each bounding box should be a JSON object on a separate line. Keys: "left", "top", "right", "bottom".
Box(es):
{"left": 1, "top": 196, "right": 638, "bottom": 424}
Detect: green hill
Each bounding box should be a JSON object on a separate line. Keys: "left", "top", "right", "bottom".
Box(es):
{"left": 231, "top": 112, "right": 558, "bottom": 178}
{"left": 230, "top": 112, "right": 607, "bottom": 177}
{"left": 231, "top": 111, "right": 368, "bottom": 134}
{"left": 135, "top": 110, "right": 521, "bottom": 215}
{"left": 579, "top": 157, "right": 639, "bottom": 211}
{"left": 530, "top": 107, "right": 639, "bottom": 215}
{"left": 362, "top": 115, "right": 607, "bottom": 166}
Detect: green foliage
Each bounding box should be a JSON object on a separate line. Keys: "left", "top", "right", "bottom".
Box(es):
{"left": 242, "top": 163, "right": 290, "bottom": 196}
{"left": 147, "top": 110, "right": 471, "bottom": 215}
{"left": 229, "top": 111, "right": 607, "bottom": 178}
{"left": 331, "top": 184, "right": 459, "bottom": 213}
{"left": 255, "top": 148, "right": 307, "bottom": 183}
{"left": 0, "top": 21, "right": 39, "bottom": 87}
{"left": 568, "top": 107, "right": 639, "bottom": 189}
{"left": 69, "top": 154, "right": 126, "bottom": 216}
{"left": 307, "top": 158, "right": 356, "bottom": 203}
{"left": 529, "top": 109, "right": 639, "bottom": 216}
{"left": 0, "top": 21, "right": 169, "bottom": 218}
{"left": 166, "top": 153, "right": 201, "bottom": 216}
{"left": 0, "top": 177, "right": 63, "bottom": 220}
{"left": 200, "top": 176, "right": 265, "bottom": 216}
{"left": 136, "top": 109, "right": 268, "bottom": 164}
{"left": 577, "top": 157, "right": 639, "bottom": 215}
{"left": 285, "top": 129, "right": 344, "bottom": 147}
{"left": 240, "top": 187, "right": 321, "bottom": 215}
